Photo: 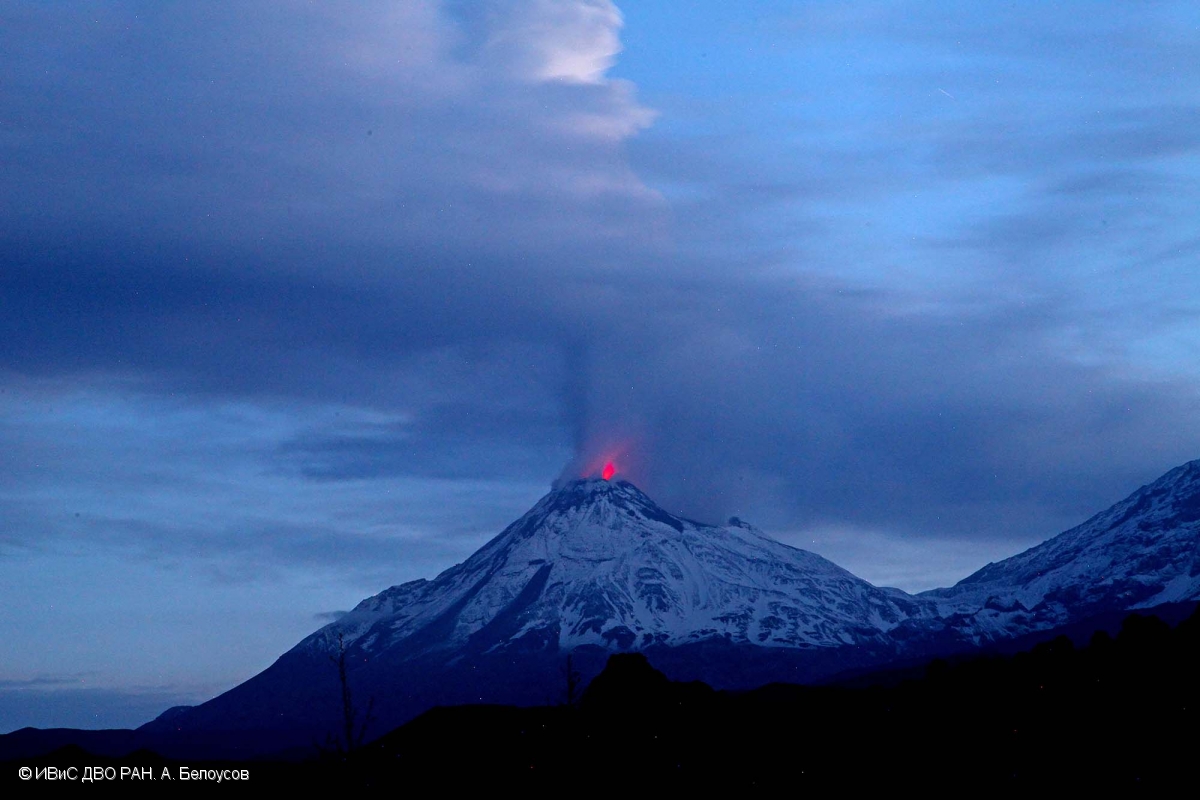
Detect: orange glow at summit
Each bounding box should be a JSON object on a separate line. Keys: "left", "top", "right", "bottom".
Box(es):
{"left": 576, "top": 439, "right": 639, "bottom": 484}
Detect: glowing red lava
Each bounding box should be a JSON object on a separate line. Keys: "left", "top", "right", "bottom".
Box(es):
{"left": 601, "top": 462, "right": 616, "bottom": 481}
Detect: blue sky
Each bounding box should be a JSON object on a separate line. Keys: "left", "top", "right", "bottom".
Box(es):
{"left": 3, "top": 1, "right": 1200, "bottom": 730}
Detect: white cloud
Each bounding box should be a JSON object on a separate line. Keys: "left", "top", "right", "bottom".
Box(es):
{"left": 2, "top": 1, "right": 659, "bottom": 273}
{"left": 485, "top": 0, "right": 625, "bottom": 84}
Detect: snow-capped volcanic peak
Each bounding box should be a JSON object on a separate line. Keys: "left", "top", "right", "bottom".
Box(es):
{"left": 148, "top": 458, "right": 1200, "bottom": 743}
{"left": 923, "top": 459, "right": 1200, "bottom": 635}
{"left": 314, "top": 478, "right": 931, "bottom": 662}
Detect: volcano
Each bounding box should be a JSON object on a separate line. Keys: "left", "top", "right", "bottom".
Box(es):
{"left": 141, "top": 466, "right": 1200, "bottom": 755}
{"left": 144, "top": 478, "right": 937, "bottom": 748}
{"left": 326, "top": 478, "right": 934, "bottom": 654}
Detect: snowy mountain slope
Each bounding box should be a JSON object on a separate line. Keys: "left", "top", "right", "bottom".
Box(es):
{"left": 921, "top": 459, "right": 1200, "bottom": 641}
{"left": 313, "top": 478, "right": 934, "bottom": 659}
{"left": 144, "top": 463, "right": 1200, "bottom": 746}
{"left": 143, "top": 477, "right": 939, "bottom": 742}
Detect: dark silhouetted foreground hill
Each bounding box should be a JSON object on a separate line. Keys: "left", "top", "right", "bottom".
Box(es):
{"left": 342, "top": 603, "right": 1200, "bottom": 790}
{"left": 4, "top": 604, "right": 1197, "bottom": 789}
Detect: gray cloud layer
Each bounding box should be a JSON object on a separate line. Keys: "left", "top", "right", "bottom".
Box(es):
{"left": 4, "top": 0, "right": 1200, "bottom": 592}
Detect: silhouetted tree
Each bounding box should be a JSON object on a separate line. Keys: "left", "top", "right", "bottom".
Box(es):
{"left": 561, "top": 652, "right": 582, "bottom": 707}
{"left": 328, "top": 631, "right": 375, "bottom": 754}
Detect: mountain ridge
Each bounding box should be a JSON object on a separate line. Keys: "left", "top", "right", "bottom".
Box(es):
{"left": 319, "top": 477, "right": 933, "bottom": 661}
{"left": 138, "top": 459, "right": 1200, "bottom": 747}
{"left": 921, "top": 458, "right": 1200, "bottom": 642}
